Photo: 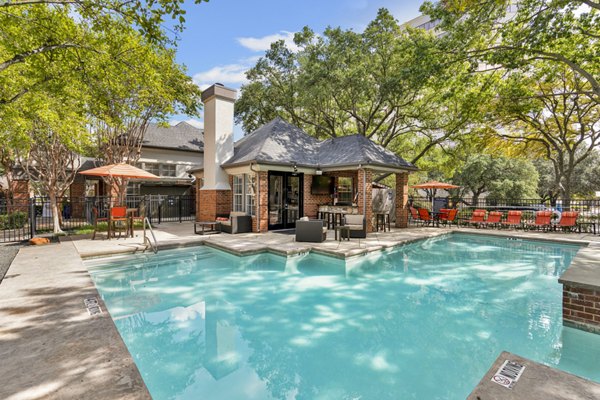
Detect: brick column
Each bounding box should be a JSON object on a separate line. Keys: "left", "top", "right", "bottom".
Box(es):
{"left": 395, "top": 172, "right": 409, "bottom": 228}
{"left": 562, "top": 284, "right": 600, "bottom": 333}
{"left": 198, "top": 190, "right": 232, "bottom": 222}
{"left": 10, "top": 180, "right": 30, "bottom": 212}
{"left": 70, "top": 177, "right": 86, "bottom": 218}
{"left": 255, "top": 171, "right": 268, "bottom": 232}
{"left": 357, "top": 169, "right": 373, "bottom": 232}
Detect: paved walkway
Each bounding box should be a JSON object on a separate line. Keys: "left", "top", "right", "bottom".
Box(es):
{"left": 1, "top": 223, "right": 599, "bottom": 400}
{"left": 0, "top": 242, "right": 150, "bottom": 400}
{"left": 73, "top": 221, "right": 600, "bottom": 259}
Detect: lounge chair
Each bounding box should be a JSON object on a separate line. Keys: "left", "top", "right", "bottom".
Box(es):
{"left": 481, "top": 211, "right": 502, "bottom": 228}
{"left": 465, "top": 209, "right": 486, "bottom": 227}
{"left": 343, "top": 214, "right": 367, "bottom": 238}
{"left": 296, "top": 219, "right": 327, "bottom": 242}
{"left": 218, "top": 211, "right": 252, "bottom": 234}
{"left": 501, "top": 211, "right": 522, "bottom": 229}
{"left": 418, "top": 208, "right": 434, "bottom": 226}
{"left": 526, "top": 210, "right": 553, "bottom": 231}
{"left": 439, "top": 209, "right": 459, "bottom": 227}
{"left": 558, "top": 211, "right": 579, "bottom": 232}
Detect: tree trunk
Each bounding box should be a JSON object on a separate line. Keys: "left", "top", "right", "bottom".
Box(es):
{"left": 49, "top": 191, "right": 63, "bottom": 234}
{"left": 561, "top": 187, "right": 572, "bottom": 211}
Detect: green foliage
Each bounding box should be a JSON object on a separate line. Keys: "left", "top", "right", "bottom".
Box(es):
{"left": 452, "top": 154, "right": 539, "bottom": 201}
{"left": 236, "top": 8, "right": 491, "bottom": 165}
{"left": 0, "top": 211, "right": 27, "bottom": 230}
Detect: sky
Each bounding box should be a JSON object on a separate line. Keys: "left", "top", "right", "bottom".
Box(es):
{"left": 169, "top": 0, "right": 426, "bottom": 136}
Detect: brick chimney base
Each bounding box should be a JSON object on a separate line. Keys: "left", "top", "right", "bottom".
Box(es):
{"left": 198, "top": 189, "right": 232, "bottom": 221}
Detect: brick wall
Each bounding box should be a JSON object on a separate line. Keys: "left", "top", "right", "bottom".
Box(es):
{"left": 562, "top": 285, "right": 600, "bottom": 333}
{"left": 395, "top": 172, "right": 409, "bottom": 228}
{"left": 304, "top": 171, "right": 358, "bottom": 218}
{"left": 255, "top": 171, "right": 268, "bottom": 232}
{"left": 10, "top": 180, "right": 29, "bottom": 212}
{"left": 70, "top": 176, "right": 86, "bottom": 218}
{"left": 357, "top": 169, "right": 373, "bottom": 232}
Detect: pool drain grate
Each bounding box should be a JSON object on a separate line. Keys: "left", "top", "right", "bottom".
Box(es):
{"left": 84, "top": 296, "right": 103, "bottom": 316}
{"left": 491, "top": 360, "right": 525, "bottom": 389}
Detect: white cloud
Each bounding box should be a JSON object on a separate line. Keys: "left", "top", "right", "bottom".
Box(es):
{"left": 237, "top": 31, "right": 300, "bottom": 52}
{"left": 193, "top": 63, "right": 249, "bottom": 89}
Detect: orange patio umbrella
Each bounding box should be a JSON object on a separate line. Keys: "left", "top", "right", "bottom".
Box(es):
{"left": 79, "top": 163, "right": 159, "bottom": 204}
{"left": 410, "top": 180, "right": 460, "bottom": 210}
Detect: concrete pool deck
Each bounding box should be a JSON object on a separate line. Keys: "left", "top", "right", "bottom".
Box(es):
{"left": 1, "top": 222, "right": 600, "bottom": 399}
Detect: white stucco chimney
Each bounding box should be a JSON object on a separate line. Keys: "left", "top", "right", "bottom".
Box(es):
{"left": 201, "top": 83, "right": 236, "bottom": 190}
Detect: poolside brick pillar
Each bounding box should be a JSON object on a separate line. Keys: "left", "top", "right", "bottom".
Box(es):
{"left": 562, "top": 284, "right": 600, "bottom": 333}
{"left": 255, "top": 171, "right": 268, "bottom": 232}
{"left": 395, "top": 172, "right": 409, "bottom": 228}
{"left": 198, "top": 189, "right": 231, "bottom": 222}
{"left": 357, "top": 169, "right": 374, "bottom": 233}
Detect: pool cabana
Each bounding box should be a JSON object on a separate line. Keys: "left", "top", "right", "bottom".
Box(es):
{"left": 192, "top": 84, "right": 417, "bottom": 233}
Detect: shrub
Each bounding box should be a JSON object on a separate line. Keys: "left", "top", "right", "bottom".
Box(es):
{"left": 0, "top": 211, "right": 28, "bottom": 230}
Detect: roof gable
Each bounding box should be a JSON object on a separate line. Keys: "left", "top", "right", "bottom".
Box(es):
{"left": 143, "top": 122, "right": 204, "bottom": 152}
{"left": 225, "top": 118, "right": 319, "bottom": 166}
{"left": 223, "top": 118, "right": 415, "bottom": 171}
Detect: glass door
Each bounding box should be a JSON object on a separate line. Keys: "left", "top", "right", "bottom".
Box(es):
{"left": 268, "top": 172, "right": 284, "bottom": 230}
{"left": 268, "top": 172, "right": 303, "bottom": 230}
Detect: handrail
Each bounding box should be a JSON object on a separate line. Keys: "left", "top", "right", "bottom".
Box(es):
{"left": 142, "top": 217, "right": 158, "bottom": 254}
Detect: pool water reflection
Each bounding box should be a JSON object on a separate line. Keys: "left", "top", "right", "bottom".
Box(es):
{"left": 87, "top": 233, "right": 600, "bottom": 400}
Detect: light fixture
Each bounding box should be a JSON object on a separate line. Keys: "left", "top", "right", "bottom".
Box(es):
{"left": 293, "top": 163, "right": 298, "bottom": 174}
{"left": 315, "top": 165, "right": 322, "bottom": 175}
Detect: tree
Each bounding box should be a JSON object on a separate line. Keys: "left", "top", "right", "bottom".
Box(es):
{"left": 452, "top": 154, "right": 539, "bottom": 204}
{"left": 492, "top": 66, "right": 600, "bottom": 207}
{"left": 235, "top": 9, "right": 490, "bottom": 165}
{"left": 85, "top": 23, "right": 201, "bottom": 202}
{"left": 422, "top": 0, "right": 600, "bottom": 103}
{"left": 535, "top": 151, "right": 600, "bottom": 202}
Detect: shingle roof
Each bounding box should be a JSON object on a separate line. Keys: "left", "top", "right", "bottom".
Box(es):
{"left": 225, "top": 118, "right": 320, "bottom": 166}
{"left": 143, "top": 122, "right": 203, "bottom": 152}
{"left": 223, "top": 118, "right": 415, "bottom": 171}
{"left": 317, "top": 134, "right": 415, "bottom": 169}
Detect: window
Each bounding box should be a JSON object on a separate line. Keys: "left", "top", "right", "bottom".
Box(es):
{"left": 232, "top": 174, "right": 256, "bottom": 215}
{"left": 245, "top": 174, "right": 256, "bottom": 216}
{"left": 161, "top": 164, "right": 177, "bottom": 177}
{"left": 127, "top": 183, "right": 141, "bottom": 196}
{"left": 233, "top": 175, "right": 244, "bottom": 212}
{"left": 144, "top": 163, "right": 160, "bottom": 176}
{"left": 337, "top": 177, "right": 353, "bottom": 204}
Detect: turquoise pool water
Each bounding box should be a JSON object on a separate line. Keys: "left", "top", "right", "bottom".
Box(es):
{"left": 87, "top": 233, "right": 600, "bottom": 400}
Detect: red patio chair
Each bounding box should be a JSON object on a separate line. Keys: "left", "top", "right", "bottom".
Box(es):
{"left": 418, "top": 208, "right": 434, "bottom": 226}
{"left": 501, "top": 210, "right": 522, "bottom": 229}
{"left": 481, "top": 211, "right": 502, "bottom": 228}
{"left": 558, "top": 211, "right": 579, "bottom": 231}
{"left": 527, "top": 210, "right": 553, "bottom": 231}
{"left": 110, "top": 206, "right": 128, "bottom": 239}
{"left": 91, "top": 207, "right": 108, "bottom": 240}
{"left": 409, "top": 206, "right": 420, "bottom": 225}
{"left": 465, "top": 209, "right": 486, "bottom": 227}
{"left": 439, "top": 209, "right": 459, "bottom": 227}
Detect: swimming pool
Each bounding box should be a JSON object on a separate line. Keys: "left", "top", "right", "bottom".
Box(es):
{"left": 87, "top": 233, "right": 600, "bottom": 399}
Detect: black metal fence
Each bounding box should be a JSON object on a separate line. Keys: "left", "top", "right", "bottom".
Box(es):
{"left": 409, "top": 196, "right": 600, "bottom": 230}
{"left": 0, "top": 194, "right": 196, "bottom": 243}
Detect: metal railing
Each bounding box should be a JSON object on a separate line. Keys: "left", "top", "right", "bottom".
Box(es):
{"left": 0, "top": 194, "right": 196, "bottom": 243}
{"left": 143, "top": 217, "right": 158, "bottom": 254}
{"left": 408, "top": 196, "right": 600, "bottom": 230}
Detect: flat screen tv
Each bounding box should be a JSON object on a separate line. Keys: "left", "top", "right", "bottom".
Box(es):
{"left": 311, "top": 175, "right": 334, "bottom": 195}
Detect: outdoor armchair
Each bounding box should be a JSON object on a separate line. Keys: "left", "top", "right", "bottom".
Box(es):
{"left": 218, "top": 211, "right": 252, "bottom": 234}
{"left": 295, "top": 219, "right": 327, "bottom": 242}
{"left": 343, "top": 214, "right": 367, "bottom": 238}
